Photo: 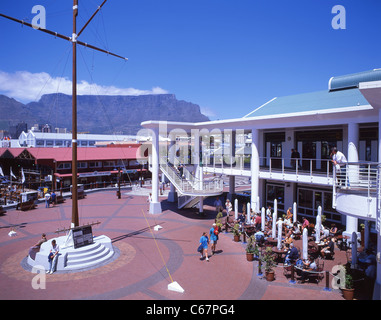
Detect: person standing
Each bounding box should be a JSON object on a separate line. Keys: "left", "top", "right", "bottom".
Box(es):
{"left": 225, "top": 199, "right": 232, "bottom": 215}
{"left": 214, "top": 197, "right": 223, "bottom": 214}
{"left": 209, "top": 223, "right": 219, "bottom": 254}
{"left": 199, "top": 232, "right": 210, "bottom": 262}
{"left": 331, "top": 147, "right": 347, "bottom": 186}
{"left": 45, "top": 191, "right": 51, "bottom": 208}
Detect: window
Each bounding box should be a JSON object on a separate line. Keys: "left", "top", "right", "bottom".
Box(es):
{"left": 89, "top": 161, "right": 102, "bottom": 168}
{"left": 55, "top": 140, "right": 63, "bottom": 146}
{"left": 57, "top": 162, "right": 71, "bottom": 170}
{"left": 77, "top": 162, "right": 87, "bottom": 169}
{"left": 36, "top": 140, "right": 44, "bottom": 146}
{"left": 103, "top": 161, "right": 116, "bottom": 167}
{"left": 266, "top": 184, "right": 285, "bottom": 214}
{"left": 46, "top": 140, "right": 54, "bottom": 146}
{"left": 297, "top": 187, "right": 340, "bottom": 224}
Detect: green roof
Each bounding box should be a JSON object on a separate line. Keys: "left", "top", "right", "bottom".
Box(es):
{"left": 244, "top": 88, "right": 370, "bottom": 118}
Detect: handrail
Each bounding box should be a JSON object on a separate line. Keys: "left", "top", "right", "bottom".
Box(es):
{"left": 160, "top": 157, "right": 223, "bottom": 195}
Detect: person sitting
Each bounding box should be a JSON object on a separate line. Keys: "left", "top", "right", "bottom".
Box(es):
{"left": 329, "top": 224, "right": 338, "bottom": 238}
{"left": 321, "top": 224, "right": 330, "bottom": 240}
{"left": 285, "top": 243, "right": 299, "bottom": 265}
{"left": 286, "top": 207, "right": 293, "bottom": 220}
{"left": 320, "top": 237, "right": 335, "bottom": 259}
{"left": 254, "top": 214, "right": 261, "bottom": 229}
{"left": 28, "top": 233, "right": 47, "bottom": 260}
{"left": 254, "top": 228, "right": 265, "bottom": 245}
{"left": 302, "top": 217, "right": 309, "bottom": 231}
{"left": 291, "top": 222, "right": 302, "bottom": 239}
{"left": 298, "top": 256, "right": 317, "bottom": 283}
{"left": 237, "top": 212, "right": 246, "bottom": 223}
{"left": 283, "top": 234, "right": 294, "bottom": 246}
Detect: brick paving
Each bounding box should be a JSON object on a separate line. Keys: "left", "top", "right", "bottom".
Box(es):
{"left": 0, "top": 188, "right": 349, "bottom": 300}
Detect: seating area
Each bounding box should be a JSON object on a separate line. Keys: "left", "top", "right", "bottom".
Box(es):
{"left": 222, "top": 205, "right": 376, "bottom": 297}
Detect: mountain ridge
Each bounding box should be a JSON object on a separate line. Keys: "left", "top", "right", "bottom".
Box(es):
{"left": 0, "top": 93, "right": 209, "bottom": 135}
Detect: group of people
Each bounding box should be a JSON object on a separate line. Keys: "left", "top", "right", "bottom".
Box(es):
{"left": 44, "top": 190, "right": 56, "bottom": 208}
{"left": 198, "top": 223, "right": 220, "bottom": 262}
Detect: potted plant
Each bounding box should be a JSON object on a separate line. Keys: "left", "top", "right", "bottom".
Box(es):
{"left": 342, "top": 265, "right": 355, "bottom": 300}
{"left": 261, "top": 247, "right": 276, "bottom": 281}
{"left": 232, "top": 223, "right": 241, "bottom": 242}
{"left": 215, "top": 211, "right": 223, "bottom": 232}
{"left": 245, "top": 235, "right": 256, "bottom": 261}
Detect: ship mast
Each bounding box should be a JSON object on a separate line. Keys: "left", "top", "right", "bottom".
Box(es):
{"left": 71, "top": 0, "right": 79, "bottom": 227}
{"left": 1, "top": 1, "right": 128, "bottom": 228}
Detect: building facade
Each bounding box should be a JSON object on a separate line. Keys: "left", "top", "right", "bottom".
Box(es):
{"left": 141, "top": 69, "right": 381, "bottom": 299}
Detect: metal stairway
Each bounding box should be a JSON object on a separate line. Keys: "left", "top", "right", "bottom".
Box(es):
{"left": 159, "top": 158, "right": 223, "bottom": 209}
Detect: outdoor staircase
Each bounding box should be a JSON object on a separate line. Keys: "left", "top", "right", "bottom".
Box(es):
{"left": 159, "top": 158, "right": 223, "bottom": 209}
{"left": 63, "top": 241, "right": 114, "bottom": 270}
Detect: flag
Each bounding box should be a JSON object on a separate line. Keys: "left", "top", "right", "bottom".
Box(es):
{"left": 10, "top": 168, "right": 16, "bottom": 179}
{"left": 21, "top": 168, "right": 25, "bottom": 184}
{"left": 0, "top": 166, "right": 4, "bottom": 177}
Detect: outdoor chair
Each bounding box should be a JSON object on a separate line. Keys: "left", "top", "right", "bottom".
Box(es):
{"left": 304, "top": 259, "right": 325, "bottom": 284}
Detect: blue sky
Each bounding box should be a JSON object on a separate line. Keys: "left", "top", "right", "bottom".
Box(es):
{"left": 0, "top": 0, "right": 380, "bottom": 121}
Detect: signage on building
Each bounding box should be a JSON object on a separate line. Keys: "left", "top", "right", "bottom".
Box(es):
{"left": 78, "top": 171, "right": 111, "bottom": 178}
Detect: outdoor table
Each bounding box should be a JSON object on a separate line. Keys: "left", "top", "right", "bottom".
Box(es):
{"left": 243, "top": 225, "right": 255, "bottom": 235}
{"left": 266, "top": 237, "right": 278, "bottom": 246}
{"left": 272, "top": 247, "right": 288, "bottom": 263}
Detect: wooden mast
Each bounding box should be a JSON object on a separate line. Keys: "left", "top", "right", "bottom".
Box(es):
{"left": 0, "top": 1, "right": 128, "bottom": 229}
{"left": 71, "top": 0, "right": 79, "bottom": 227}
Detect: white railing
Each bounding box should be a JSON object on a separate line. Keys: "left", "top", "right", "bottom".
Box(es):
{"left": 202, "top": 155, "right": 334, "bottom": 177}
{"left": 160, "top": 157, "right": 223, "bottom": 195}
{"left": 334, "top": 162, "right": 378, "bottom": 192}
{"left": 332, "top": 162, "right": 380, "bottom": 217}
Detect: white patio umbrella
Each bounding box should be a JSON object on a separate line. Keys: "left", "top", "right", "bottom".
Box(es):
{"left": 234, "top": 199, "right": 238, "bottom": 221}
{"left": 277, "top": 218, "right": 283, "bottom": 250}
{"left": 303, "top": 227, "right": 308, "bottom": 260}
{"left": 272, "top": 215, "right": 276, "bottom": 238}
{"left": 246, "top": 202, "right": 251, "bottom": 224}
{"left": 351, "top": 232, "right": 358, "bottom": 269}
{"left": 293, "top": 202, "right": 297, "bottom": 224}
{"left": 315, "top": 206, "right": 322, "bottom": 244}
{"left": 261, "top": 207, "right": 265, "bottom": 231}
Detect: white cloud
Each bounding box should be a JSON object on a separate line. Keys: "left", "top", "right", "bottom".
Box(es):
{"left": 200, "top": 106, "right": 217, "bottom": 118}
{"left": 0, "top": 70, "right": 169, "bottom": 103}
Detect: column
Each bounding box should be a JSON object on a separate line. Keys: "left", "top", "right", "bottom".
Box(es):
{"left": 374, "top": 110, "right": 381, "bottom": 300}
{"left": 343, "top": 123, "right": 359, "bottom": 240}
{"left": 167, "top": 131, "right": 177, "bottom": 202}
{"left": 228, "top": 130, "right": 236, "bottom": 200}
{"left": 149, "top": 127, "right": 162, "bottom": 214}
{"left": 251, "top": 128, "right": 259, "bottom": 213}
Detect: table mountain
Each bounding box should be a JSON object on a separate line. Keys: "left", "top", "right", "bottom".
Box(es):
{"left": 0, "top": 93, "right": 209, "bottom": 135}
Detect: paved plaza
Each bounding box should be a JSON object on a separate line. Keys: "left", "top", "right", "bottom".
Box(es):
{"left": 0, "top": 187, "right": 349, "bottom": 300}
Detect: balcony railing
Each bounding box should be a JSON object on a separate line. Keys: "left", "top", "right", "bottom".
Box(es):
{"left": 202, "top": 155, "right": 334, "bottom": 180}
{"left": 333, "top": 161, "right": 379, "bottom": 195}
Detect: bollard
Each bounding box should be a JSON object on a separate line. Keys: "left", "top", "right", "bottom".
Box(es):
{"left": 242, "top": 232, "right": 246, "bottom": 243}
{"left": 225, "top": 220, "right": 228, "bottom": 233}
{"left": 289, "top": 264, "right": 296, "bottom": 284}
{"left": 324, "top": 271, "right": 331, "bottom": 291}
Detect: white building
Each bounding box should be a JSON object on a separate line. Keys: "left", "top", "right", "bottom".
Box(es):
{"left": 141, "top": 69, "right": 381, "bottom": 299}
{"left": 18, "top": 130, "right": 149, "bottom": 148}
